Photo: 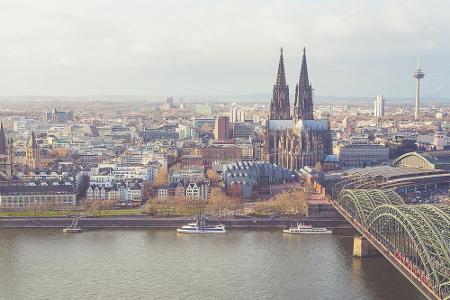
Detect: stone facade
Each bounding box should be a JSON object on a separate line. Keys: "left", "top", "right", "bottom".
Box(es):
{"left": 25, "top": 131, "right": 41, "bottom": 169}
{"left": 264, "top": 48, "right": 332, "bottom": 170}
{"left": 0, "top": 122, "right": 15, "bottom": 185}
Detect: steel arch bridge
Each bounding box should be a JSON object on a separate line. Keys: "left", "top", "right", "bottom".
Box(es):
{"left": 333, "top": 189, "right": 450, "bottom": 300}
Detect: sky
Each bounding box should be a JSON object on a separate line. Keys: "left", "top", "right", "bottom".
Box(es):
{"left": 0, "top": 0, "right": 449, "bottom": 99}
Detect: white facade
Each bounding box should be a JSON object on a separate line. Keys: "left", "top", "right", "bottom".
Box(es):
{"left": 169, "top": 167, "right": 205, "bottom": 184}
{"left": 185, "top": 183, "right": 209, "bottom": 200}
{"left": 434, "top": 128, "right": 445, "bottom": 151}
{"left": 87, "top": 185, "right": 142, "bottom": 203}
{"left": 230, "top": 108, "right": 246, "bottom": 123}
{"left": 374, "top": 95, "right": 385, "bottom": 118}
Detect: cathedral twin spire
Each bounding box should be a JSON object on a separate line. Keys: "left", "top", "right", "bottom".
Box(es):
{"left": 270, "top": 47, "right": 314, "bottom": 121}
{"left": 294, "top": 47, "right": 314, "bottom": 121}
{"left": 270, "top": 48, "right": 290, "bottom": 120}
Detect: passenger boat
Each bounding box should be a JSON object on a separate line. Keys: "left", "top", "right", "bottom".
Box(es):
{"left": 63, "top": 218, "right": 82, "bottom": 233}
{"left": 283, "top": 223, "right": 331, "bottom": 234}
{"left": 177, "top": 218, "right": 226, "bottom": 234}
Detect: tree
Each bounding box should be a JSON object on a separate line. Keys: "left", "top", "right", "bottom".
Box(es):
{"left": 227, "top": 197, "right": 244, "bottom": 216}
{"left": 153, "top": 168, "right": 168, "bottom": 187}
{"left": 288, "top": 190, "right": 308, "bottom": 220}
{"left": 268, "top": 189, "right": 308, "bottom": 217}
{"left": 81, "top": 198, "right": 90, "bottom": 210}
{"left": 207, "top": 188, "right": 230, "bottom": 217}
{"left": 86, "top": 201, "right": 101, "bottom": 216}
{"left": 102, "top": 199, "right": 117, "bottom": 210}
{"left": 76, "top": 174, "right": 90, "bottom": 203}
{"left": 50, "top": 147, "right": 70, "bottom": 159}
{"left": 143, "top": 201, "right": 157, "bottom": 215}
{"left": 206, "top": 169, "right": 221, "bottom": 186}
{"left": 228, "top": 183, "right": 243, "bottom": 199}
{"left": 253, "top": 202, "right": 269, "bottom": 218}
{"left": 142, "top": 181, "right": 154, "bottom": 201}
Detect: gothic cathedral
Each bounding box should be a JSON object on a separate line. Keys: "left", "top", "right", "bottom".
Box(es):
{"left": 263, "top": 48, "right": 332, "bottom": 170}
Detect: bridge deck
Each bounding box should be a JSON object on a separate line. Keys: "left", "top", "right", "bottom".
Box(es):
{"left": 330, "top": 199, "right": 442, "bottom": 300}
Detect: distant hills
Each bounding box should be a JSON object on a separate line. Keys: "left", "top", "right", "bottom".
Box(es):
{"left": 0, "top": 94, "right": 448, "bottom": 105}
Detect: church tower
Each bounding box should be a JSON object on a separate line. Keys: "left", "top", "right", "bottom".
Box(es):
{"left": 0, "top": 122, "right": 6, "bottom": 155}
{"left": 0, "top": 122, "right": 15, "bottom": 184}
{"left": 294, "top": 48, "right": 314, "bottom": 121}
{"left": 270, "top": 48, "right": 290, "bottom": 120}
{"left": 25, "top": 131, "right": 41, "bottom": 169}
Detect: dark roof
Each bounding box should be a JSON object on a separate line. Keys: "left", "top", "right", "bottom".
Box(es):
{"left": 0, "top": 185, "right": 75, "bottom": 195}
{"left": 419, "top": 151, "right": 450, "bottom": 166}
{"left": 392, "top": 151, "right": 450, "bottom": 170}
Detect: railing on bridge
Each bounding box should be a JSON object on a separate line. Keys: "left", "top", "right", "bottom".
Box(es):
{"left": 331, "top": 189, "right": 450, "bottom": 300}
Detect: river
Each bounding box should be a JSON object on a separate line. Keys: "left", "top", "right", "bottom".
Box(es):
{"left": 0, "top": 229, "right": 424, "bottom": 300}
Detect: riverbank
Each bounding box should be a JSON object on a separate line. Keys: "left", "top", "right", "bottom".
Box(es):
{"left": 0, "top": 215, "right": 352, "bottom": 230}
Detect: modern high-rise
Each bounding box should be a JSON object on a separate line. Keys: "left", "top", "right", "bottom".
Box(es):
{"left": 374, "top": 95, "right": 385, "bottom": 118}
{"left": 214, "top": 116, "right": 230, "bottom": 141}
{"left": 164, "top": 97, "right": 175, "bottom": 109}
{"left": 230, "top": 107, "right": 245, "bottom": 123}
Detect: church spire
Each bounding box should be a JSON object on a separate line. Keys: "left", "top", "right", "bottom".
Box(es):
{"left": 299, "top": 47, "right": 310, "bottom": 89}
{"left": 0, "top": 122, "right": 6, "bottom": 154}
{"left": 276, "top": 47, "right": 286, "bottom": 86}
{"left": 28, "top": 131, "right": 38, "bottom": 148}
{"left": 294, "top": 47, "right": 314, "bottom": 121}
{"left": 270, "top": 48, "right": 290, "bottom": 120}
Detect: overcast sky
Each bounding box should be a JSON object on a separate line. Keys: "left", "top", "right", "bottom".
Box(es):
{"left": 0, "top": 0, "right": 449, "bottom": 99}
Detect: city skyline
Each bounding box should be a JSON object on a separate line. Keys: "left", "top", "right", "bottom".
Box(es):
{"left": 0, "top": 0, "right": 449, "bottom": 99}
{"left": 0, "top": 2, "right": 449, "bottom": 300}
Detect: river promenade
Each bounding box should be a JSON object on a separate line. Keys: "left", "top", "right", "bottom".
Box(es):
{"left": 0, "top": 215, "right": 351, "bottom": 230}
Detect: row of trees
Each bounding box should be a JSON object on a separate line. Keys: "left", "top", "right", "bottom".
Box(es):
{"left": 81, "top": 199, "right": 117, "bottom": 216}
{"left": 252, "top": 188, "right": 310, "bottom": 218}
{"left": 142, "top": 186, "right": 310, "bottom": 218}
{"left": 207, "top": 188, "right": 244, "bottom": 217}
{"left": 142, "top": 187, "right": 243, "bottom": 217}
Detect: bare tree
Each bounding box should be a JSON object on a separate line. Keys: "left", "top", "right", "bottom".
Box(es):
{"left": 142, "top": 181, "right": 154, "bottom": 201}
{"left": 207, "top": 188, "right": 230, "bottom": 217}
{"left": 153, "top": 168, "right": 168, "bottom": 187}
{"left": 76, "top": 174, "right": 90, "bottom": 203}
{"left": 228, "top": 197, "right": 244, "bottom": 217}
{"left": 228, "top": 183, "right": 243, "bottom": 199}
{"left": 143, "top": 201, "right": 157, "bottom": 215}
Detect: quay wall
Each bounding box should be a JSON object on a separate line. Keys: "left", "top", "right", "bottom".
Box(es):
{"left": 0, "top": 216, "right": 351, "bottom": 230}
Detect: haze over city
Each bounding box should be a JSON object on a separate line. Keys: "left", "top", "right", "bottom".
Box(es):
{"left": 0, "top": 2, "right": 449, "bottom": 300}
{"left": 1, "top": 0, "right": 450, "bottom": 98}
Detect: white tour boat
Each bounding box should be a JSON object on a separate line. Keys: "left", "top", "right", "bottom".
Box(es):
{"left": 283, "top": 223, "right": 332, "bottom": 234}
{"left": 177, "top": 218, "right": 226, "bottom": 234}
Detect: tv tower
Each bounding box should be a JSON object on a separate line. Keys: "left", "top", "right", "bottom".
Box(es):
{"left": 412, "top": 59, "right": 425, "bottom": 120}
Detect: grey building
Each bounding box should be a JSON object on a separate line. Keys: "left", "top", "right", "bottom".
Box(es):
{"left": 222, "top": 161, "right": 294, "bottom": 199}
{"left": 337, "top": 143, "right": 389, "bottom": 167}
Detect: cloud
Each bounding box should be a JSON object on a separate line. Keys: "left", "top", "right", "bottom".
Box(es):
{"left": 0, "top": 0, "right": 449, "bottom": 98}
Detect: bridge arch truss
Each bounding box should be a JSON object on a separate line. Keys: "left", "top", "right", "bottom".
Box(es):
{"left": 336, "top": 189, "right": 450, "bottom": 299}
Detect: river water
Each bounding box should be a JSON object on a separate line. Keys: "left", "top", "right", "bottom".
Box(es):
{"left": 0, "top": 229, "right": 424, "bottom": 300}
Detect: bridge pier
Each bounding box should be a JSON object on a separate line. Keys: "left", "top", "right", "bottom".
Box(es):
{"left": 353, "top": 236, "right": 379, "bottom": 257}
